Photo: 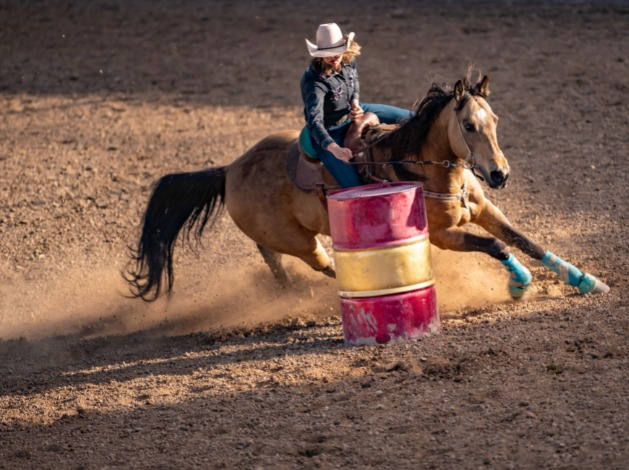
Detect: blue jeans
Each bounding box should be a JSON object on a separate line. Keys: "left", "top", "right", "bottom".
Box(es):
{"left": 362, "top": 103, "right": 413, "bottom": 125}
{"left": 313, "top": 103, "right": 412, "bottom": 188}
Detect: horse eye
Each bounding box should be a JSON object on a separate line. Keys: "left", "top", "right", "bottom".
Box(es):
{"left": 464, "top": 123, "right": 475, "bottom": 132}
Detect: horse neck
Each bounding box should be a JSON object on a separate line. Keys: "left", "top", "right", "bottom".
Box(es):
{"left": 419, "top": 102, "right": 467, "bottom": 192}
{"left": 371, "top": 103, "right": 465, "bottom": 192}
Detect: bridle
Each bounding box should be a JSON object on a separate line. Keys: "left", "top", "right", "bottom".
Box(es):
{"left": 347, "top": 105, "right": 485, "bottom": 205}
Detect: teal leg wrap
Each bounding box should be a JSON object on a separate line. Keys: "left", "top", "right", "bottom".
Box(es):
{"left": 541, "top": 251, "right": 608, "bottom": 294}
{"left": 501, "top": 254, "right": 532, "bottom": 299}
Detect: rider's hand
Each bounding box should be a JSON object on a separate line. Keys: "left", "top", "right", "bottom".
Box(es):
{"left": 327, "top": 142, "right": 353, "bottom": 162}
{"left": 350, "top": 100, "right": 364, "bottom": 120}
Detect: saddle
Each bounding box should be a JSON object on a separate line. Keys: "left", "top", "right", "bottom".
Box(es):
{"left": 287, "top": 113, "right": 381, "bottom": 195}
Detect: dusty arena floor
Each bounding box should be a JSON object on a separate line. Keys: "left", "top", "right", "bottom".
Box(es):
{"left": 1, "top": 1, "right": 628, "bottom": 468}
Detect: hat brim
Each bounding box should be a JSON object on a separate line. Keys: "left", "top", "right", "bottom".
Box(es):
{"left": 306, "top": 32, "right": 355, "bottom": 58}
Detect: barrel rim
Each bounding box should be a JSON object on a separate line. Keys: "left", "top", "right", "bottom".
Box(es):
{"left": 338, "top": 279, "right": 436, "bottom": 299}
{"left": 327, "top": 181, "right": 424, "bottom": 201}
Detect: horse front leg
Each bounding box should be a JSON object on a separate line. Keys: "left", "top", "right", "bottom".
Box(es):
{"left": 473, "top": 200, "right": 610, "bottom": 295}
{"left": 430, "top": 226, "right": 533, "bottom": 299}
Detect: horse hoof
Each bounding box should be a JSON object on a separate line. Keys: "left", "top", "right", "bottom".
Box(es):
{"left": 501, "top": 254, "right": 532, "bottom": 300}
{"left": 321, "top": 266, "right": 337, "bottom": 279}
{"left": 577, "top": 273, "right": 610, "bottom": 295}
{"left": 509, "top": 282, "right": 531, "bottom": 300}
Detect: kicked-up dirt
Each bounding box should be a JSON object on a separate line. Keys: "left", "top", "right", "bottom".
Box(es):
{"left": 1, "top": 1, "right": 628, "bottom": 468}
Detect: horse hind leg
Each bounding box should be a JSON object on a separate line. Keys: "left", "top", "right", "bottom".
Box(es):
{"left": 257, "top": 244, "right": 291, "bottom": 288}
{"left": 257, "top": 239, "right": 336, "bottom": 287}
{"left": 320, "top": 265, "right": 336, "bottom": 279}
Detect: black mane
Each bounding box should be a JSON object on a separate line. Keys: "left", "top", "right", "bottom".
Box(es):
{"left": 380, "top": 75, "right": 485, "bottom": 161}
{"left": 386, "top": 83, "right": 453, "bottom": 161}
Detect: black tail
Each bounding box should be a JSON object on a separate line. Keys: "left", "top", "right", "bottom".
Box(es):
{"left": 125, "top": 167, "right": 226, "bottom": 301}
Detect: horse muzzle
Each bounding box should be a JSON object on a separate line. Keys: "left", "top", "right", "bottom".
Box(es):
{"left": 489, "top": 170, "right": 509, "bottom": 189}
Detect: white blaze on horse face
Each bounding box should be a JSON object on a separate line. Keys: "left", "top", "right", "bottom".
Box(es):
{"left": 458, "top": 97, "right": 509, "bottom": 188}
{"left": 475, "top": 108, "right": 488, "bottom": 124}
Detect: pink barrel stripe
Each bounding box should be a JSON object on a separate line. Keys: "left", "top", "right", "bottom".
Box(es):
{"left": 328, "top": 182, "right": 429, "bottom": 250}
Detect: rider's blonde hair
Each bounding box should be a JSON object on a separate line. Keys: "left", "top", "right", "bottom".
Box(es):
{"left": 312, "top": 39, "right": 361, "bottom": 75}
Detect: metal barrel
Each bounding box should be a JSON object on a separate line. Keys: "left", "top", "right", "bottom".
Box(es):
{"left": 327, "top": 182, "right": 440, "bottom": 345}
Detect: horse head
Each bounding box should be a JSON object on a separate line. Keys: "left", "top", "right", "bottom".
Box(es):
{"left": 362, "top": 74, "right": 510, "bottom": 189}
{"left": 449, "top": 75, "right": 510, "bottom": 189}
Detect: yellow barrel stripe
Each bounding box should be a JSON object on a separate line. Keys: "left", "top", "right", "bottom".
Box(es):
{"left": 334, "top": 237, "right": 433, "bottom": 293}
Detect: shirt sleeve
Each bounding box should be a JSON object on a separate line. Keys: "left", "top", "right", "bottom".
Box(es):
{"left": 350, "top": 59, "right": 360, "bottom": 104}
{"left": 302, "top": 76, "right": 335, "bottom": 150}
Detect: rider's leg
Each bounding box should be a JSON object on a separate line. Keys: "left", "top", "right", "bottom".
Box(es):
{"left": 362, "top": 103, "right": 413, "bottom": 124}
{"left": 311, "top": 124, "right": 362, "bottom": 188}
{"left": 318, "top": 149, "right": 362, "bottom": 188}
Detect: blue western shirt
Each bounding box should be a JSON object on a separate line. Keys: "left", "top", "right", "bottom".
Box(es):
{"left": 300, "top": 59, "right": 359, "bottom": 151}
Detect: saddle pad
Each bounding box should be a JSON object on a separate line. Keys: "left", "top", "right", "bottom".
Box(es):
{"left": 299, "top": 127, "right": 317, "bottom": 158}
{"left": 286, "top": 143, "right": 339, "bottom": 192}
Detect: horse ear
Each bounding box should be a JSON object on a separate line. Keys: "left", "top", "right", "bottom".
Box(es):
{"left": 454, "top": 80, "right": 465, "bottom": 102}
{"left": 477, "top": 75, "right": 490, "bottom": 97}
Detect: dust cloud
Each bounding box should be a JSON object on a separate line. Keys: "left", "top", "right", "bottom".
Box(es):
{"left": 0, "top": 245, "right": 516, "bottom": 341}
{"left": 431, "top": 247, "right": 512, "bottom": 312}
{"left": 0, "top": 257, "right": 339, "bottom": 341}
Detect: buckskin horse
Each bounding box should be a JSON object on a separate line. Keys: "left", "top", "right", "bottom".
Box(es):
{"left": 125, "top": 74, "right": 609, "bottom": 301}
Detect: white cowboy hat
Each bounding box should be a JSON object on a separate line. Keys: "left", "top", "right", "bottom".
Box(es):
{"left": 305, "top": 23, "right": 355, "bottom": 58}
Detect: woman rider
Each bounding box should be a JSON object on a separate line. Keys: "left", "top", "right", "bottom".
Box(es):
{"left": 300, "top": 23, "right": 412, "bottom": 188}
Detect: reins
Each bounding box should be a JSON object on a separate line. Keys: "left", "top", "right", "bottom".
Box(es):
{"left": 348, "top": 107, "right": 485, "bottom": 197}
{"left": 347, "top": 153, "right": 479, "bottom": 172}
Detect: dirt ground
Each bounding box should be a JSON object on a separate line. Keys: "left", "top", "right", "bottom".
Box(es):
{"left": 1, "top": 0, "right": 628, "bottom": 468}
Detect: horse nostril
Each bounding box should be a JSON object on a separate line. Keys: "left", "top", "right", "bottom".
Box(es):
{"left": 490, "top": 171, "right": 508, "bottom": 186}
